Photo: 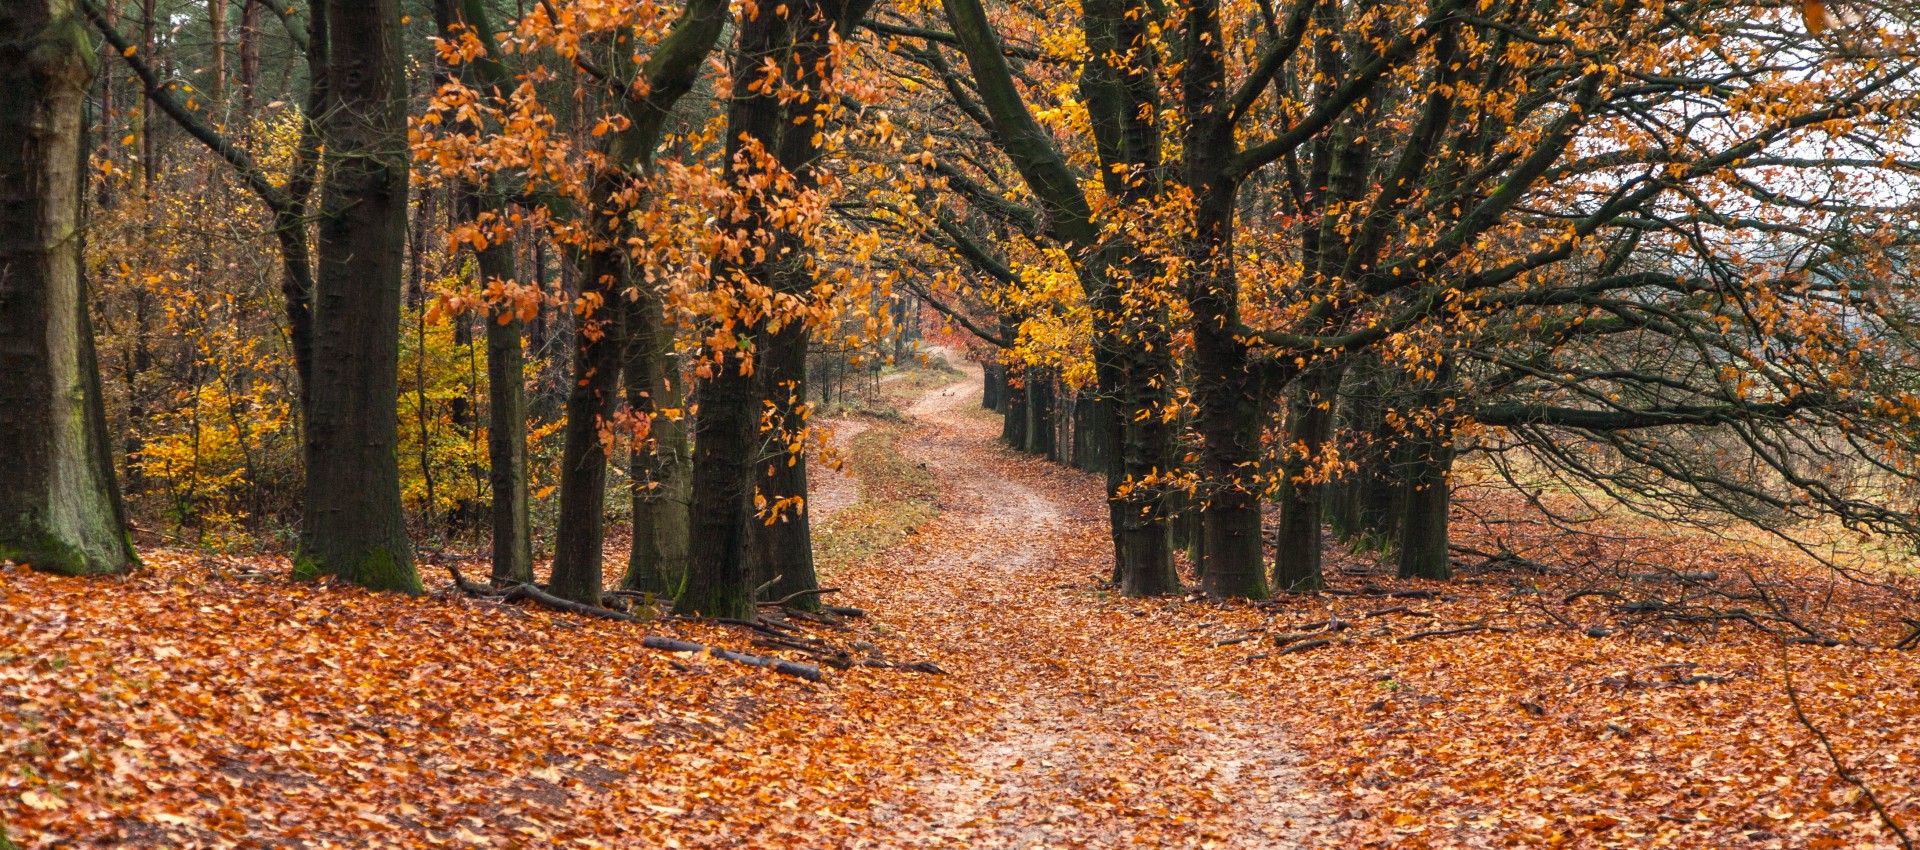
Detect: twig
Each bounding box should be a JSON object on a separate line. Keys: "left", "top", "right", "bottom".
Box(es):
{"left": 1781, "top": 641, "right": 1915, "bottom": 849}
{"left": 1397, "top": 623, "right": 1514, "bottom": 642}
{"left": 760, "top": 587, "right": 842, "bottom": 607}
{"left": 1274, "top": 637, "right": 1338, "bottom": 656}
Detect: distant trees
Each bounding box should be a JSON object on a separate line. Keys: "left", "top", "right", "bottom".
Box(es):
{"left": 877, "top": 0, "right": 1920, "bottom": 595}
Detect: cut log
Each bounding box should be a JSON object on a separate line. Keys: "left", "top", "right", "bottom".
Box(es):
{"left": 640, "top": 636, "right": 825, "bottom": 682}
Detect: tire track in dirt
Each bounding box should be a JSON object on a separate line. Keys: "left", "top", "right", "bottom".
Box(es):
{"left": 844, "top": 363, "right": 1325, "bottom": 848}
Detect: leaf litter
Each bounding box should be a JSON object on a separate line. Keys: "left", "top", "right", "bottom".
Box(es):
{"left": 5, "top": 366, "right": 1920, "bottom": 847}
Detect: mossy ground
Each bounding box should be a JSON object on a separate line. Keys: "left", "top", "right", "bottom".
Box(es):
{"left": 813, "top": 421, "right": 940, "bottom": 571}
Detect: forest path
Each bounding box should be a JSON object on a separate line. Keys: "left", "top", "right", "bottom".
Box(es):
{"left": 842, "top": 364, "right": 1324, "bottom": 848}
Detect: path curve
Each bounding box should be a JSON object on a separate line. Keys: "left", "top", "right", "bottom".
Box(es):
{"left": 845, "top": 363, "right": 1323, "bottom": 848}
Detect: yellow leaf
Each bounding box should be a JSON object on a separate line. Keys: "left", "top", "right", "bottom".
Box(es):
{"left": 20, "top": 789, "right": 64, "bottom": 810}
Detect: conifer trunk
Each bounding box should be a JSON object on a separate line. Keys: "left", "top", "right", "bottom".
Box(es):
{"left": 0, "top": 0, "right": 136, "bottom": 576}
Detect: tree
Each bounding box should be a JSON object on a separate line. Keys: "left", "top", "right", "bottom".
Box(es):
{"left": 675, "top": 0, "right": 796, "bottom": 619}
{"left": 0, "top": 0, "right": 137, "bottom": 576}
{"left": 543, "top": 0, "right": 730, "bottom": 606}
{"left": 294, "top": 0, "right": 418, "bottom": 592}
{"left": 429, "top": 0, "right": 532, "bottom": 586}
{"left": 746, "top": 0, "right": 880, "bottom": 609}
{"left": 916, "top": 0, "right": 1185, "bottom": 596}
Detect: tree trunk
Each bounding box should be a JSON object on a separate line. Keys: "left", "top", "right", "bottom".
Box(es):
{"left": 624, "top": 293, "right": 689, "bottom": 596}
{"left": 207, "top": 0, "right": 226, "bottom": 104}
{"left": 1271, "top": 362, "right": 1345, "bottom": 591}
{"left": 747, "top": 319, "right": 819, "bottom": 606}
{"left": 547, "top": 242, "right": 624, "bottom": 604}
{"left": 431, "top": 0, "right": 533, "bottom": 586}
{"left": 1023, "top": 367, "right": 1053, "bottom": 456}
{"left": 1002, "top": 366, "right": 1029, "bottom": 448}
{"left": 295, "top": 0, "right": 417, "bottom": 592}
{"left": 1397, "top": 358, "right": 1455, "bottom": 580}
{"left": 1049, "top": 378, "right": 1070, "bottom": 464}
{"left": 238, "top": 0, "right": 258, "bottom": 115}
{"left": 1096, "top": 334, "right": 1180, "bottom": 595}
{"left": 0, "top": 0, "right": 136, "bottom": 575}
{"left": 1396, "top": 435, "right": 1454, "bottom": 580}
{"left": 982, "top": 361, "right": 1002, "bottom": 410}
{"left": 1338, "top": 355, "right": 1402, "bottom": 551}
{"left": 676, "top": 0, "right": 789, "bottom": 620}
{"left": 484, "top": 310, "right": 532, "bottom": 584}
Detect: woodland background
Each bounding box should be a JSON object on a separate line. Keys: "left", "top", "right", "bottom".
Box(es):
{"left": 7, "top": 0, "right": 1920, "bottom": 845}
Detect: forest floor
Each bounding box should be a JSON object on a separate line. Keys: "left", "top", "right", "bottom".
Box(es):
{"left": 6, "top": 362, "right": 1920, "bottom": 848}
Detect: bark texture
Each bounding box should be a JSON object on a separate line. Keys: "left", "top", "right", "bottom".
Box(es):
{"left": 0, "top": 0, "right": 135, "bottom": 576}
{"left": 296, "top": 0, "right": 418, "bottom": 592}
{"left": 624, "top": 294, "right": 690, "bottom": 595}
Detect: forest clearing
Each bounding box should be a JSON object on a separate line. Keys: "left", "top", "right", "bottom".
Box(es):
{"left": 7, "top": 0, "right": 1920, "bottom": 846}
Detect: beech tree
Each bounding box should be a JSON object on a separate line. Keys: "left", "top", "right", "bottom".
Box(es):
{"left": 294, "top": 0, "right": 418, "bottom": 591}
{"left": 429, "top": 0, "right": 532, "bottom": 586}
{"left": 0, "top": 0, "right": 136, "bottom": 576}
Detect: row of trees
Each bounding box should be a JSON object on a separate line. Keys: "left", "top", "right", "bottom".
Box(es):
{"left": 6, "top": 0, "right": 1919, "bottom": 614}
{"left": 4, "top": 0, "right": 900, "bottom": 620}
{"left": 890, "top": 0, "right": 1920, "bottom": 596}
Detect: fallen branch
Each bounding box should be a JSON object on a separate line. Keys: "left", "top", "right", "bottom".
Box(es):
{"left": 641, "top": 636, "right": 824, "bottom": 682}
{"left": 1397, "top": 623, "right": 1513, "bottom": 642}
{"left": 1782, "top": 642, "right": 1915, "bottom": 850}
{"left": 855, "top": 658, "right": 949, "bottom": 674}
{"left": 445, "top": 564, "right": 504, "bottom": 598}
{"left": 504, "top": 583, "right": 643, "bottom": 623}
{"left": 754, "top": 573, "right": 785, "bottom": 598}
{"left": 752, "top": 638, "right": 853, "bottom": 669}
{"left": 1274, "top": 637, "right": 1338, "bottom": 656}
{"left": 1896, "top": 620, "right": 1920, "bottom": 651}
{"left": 1627, "top": 570, "right": 1720, "bottom": 584}
{"left": 822, "top": 605, "right": 868, "bottom": 618}
{"left": 1364, "top": 606, "right": 1434, "bottom": 619}
{"left": 760, "top": 587, "right": 843, "bottom": 607}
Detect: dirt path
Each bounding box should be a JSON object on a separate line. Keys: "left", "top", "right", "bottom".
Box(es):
{"left": 844, "top": 364, "right": 1325, "bottom": 848}
{"left": 807, "top": 418, "right": 870, "bottom": 523}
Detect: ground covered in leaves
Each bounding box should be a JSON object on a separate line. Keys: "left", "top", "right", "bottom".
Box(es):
{"left": 6, "top": 363, "right": 1920, "bottom": 848}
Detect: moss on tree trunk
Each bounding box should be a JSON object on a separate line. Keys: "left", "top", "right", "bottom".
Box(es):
{"left": 0, "top": 0, "right": 136, "bottom": 577}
